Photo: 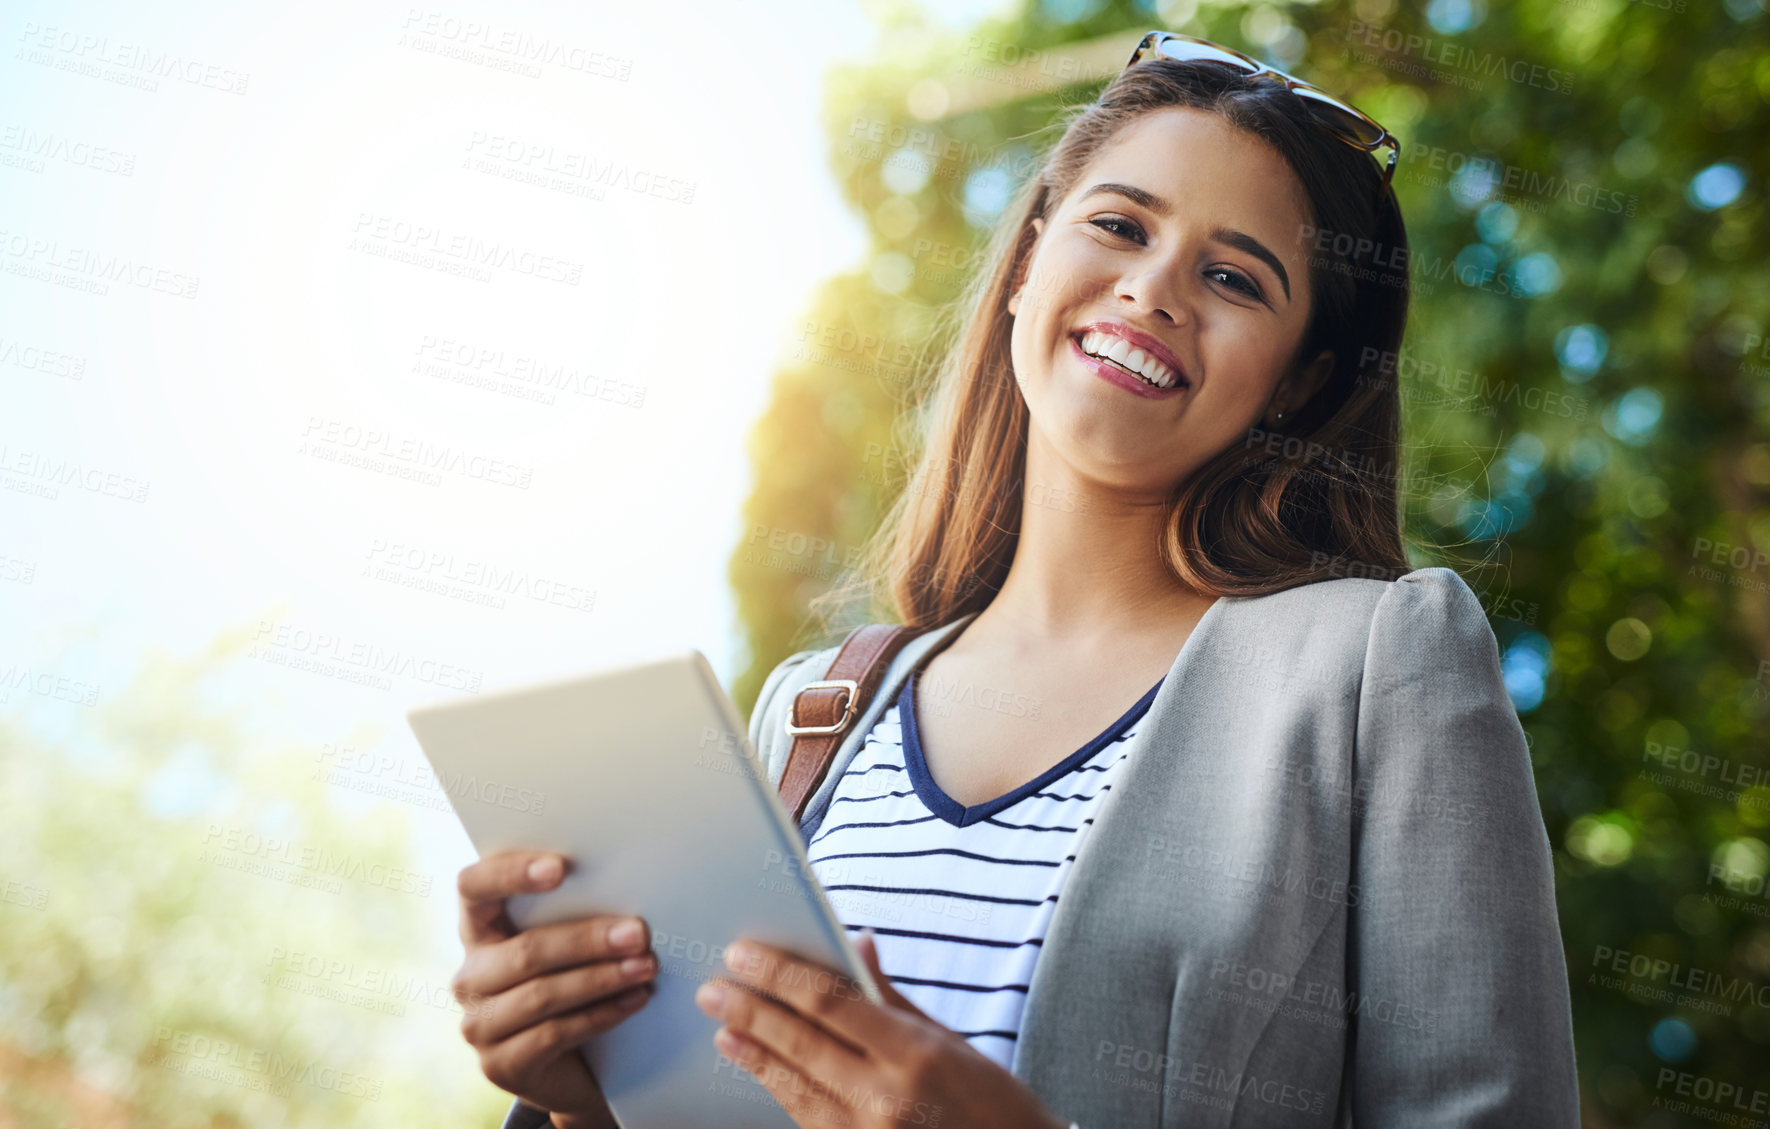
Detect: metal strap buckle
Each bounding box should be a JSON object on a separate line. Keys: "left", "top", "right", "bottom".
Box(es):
{"left": 784, "top": 679, "right": 860, "bottom": 737}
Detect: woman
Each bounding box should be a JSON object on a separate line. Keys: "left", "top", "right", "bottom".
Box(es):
{"left": 453, "top": 32, "right": 1580, "bottom": 1128}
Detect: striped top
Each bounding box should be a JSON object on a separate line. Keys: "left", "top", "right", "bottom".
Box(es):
{"left": 805, "top": 668, "right": 1163, "bottom": 1069}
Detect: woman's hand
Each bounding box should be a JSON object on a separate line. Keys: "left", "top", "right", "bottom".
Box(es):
{"left": 451, "top": 849, "right": 658, "bottom": 1126}
{"left": 694, "top": 932, "right": 1069, "bottom": 1129}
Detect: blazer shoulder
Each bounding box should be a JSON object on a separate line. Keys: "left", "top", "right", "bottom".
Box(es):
{"left": 1365, "top": 566, "right": 1498, "bottom": 671}
{"left": 1228, "top": 567, "right": 1493, "bottom": 692}
{"left": 1355, "top": 565, "right": 1515, "bottom": 728}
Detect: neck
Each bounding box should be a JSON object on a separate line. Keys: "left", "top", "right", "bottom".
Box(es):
{"left": 969, "top": 430, "right": 1214, "bottom": 649}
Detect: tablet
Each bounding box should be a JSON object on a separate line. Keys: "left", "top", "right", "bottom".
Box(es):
{"left": 406, "top": 649, "right": 878, "bottom": 1129}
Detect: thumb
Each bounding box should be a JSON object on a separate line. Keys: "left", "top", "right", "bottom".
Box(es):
{"left": 856, "top": 929, "right": 929, "bottom": 1020}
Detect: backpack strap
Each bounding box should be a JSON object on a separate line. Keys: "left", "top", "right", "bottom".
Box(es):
{"left": 778, "top": 623, "right": 917, "bottom": 823}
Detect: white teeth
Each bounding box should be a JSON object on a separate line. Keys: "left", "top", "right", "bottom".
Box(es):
{"left": 1079, "top": 330, "right": 1181, "bottom": 389}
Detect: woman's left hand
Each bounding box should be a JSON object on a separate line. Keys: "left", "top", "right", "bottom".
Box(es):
{"left": 695, "top": 931, "right": 1069, "bottom": 1129}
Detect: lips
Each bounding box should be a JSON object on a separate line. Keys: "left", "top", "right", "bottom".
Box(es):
{"left": 1071, "top": 319, "right": 1191, "bottom": 388}
{"left": 1069, "top": 334, "right": 1187, "bottom": 400}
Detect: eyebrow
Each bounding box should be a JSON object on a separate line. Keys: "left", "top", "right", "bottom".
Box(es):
{"left": 1078, "top": 181, "right": 1291, "bottom": 302}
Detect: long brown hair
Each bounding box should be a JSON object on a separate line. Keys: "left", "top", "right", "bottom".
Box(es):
{"left": 818, "top": 53, "right": 1414, "bottom": 633}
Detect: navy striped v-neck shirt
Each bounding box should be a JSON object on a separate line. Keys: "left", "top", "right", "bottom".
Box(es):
{"left": 805, "top": 669, "right": 1163, "bottom": 1069}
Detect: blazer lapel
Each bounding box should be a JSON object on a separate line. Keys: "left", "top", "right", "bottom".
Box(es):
{"left": 1010, "top": 595, "right": 1236, "bottom": 1125}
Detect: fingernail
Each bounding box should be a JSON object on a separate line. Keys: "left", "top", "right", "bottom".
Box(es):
{"left": 723, "top": 943, "right": 753, "bottom": 971}
{"left": 620, "top": 955, "right": 654, "bottom": 979}
{"left": 697, "top": 982, "right": 728, "bottom": 1015}
{"left": 609, "top": 918, "right": 644, "bottom": 951}
{"left": 528, "top": 857, "right": 561, "bottom": 885}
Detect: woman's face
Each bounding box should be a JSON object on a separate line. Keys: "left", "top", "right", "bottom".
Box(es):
{"left": 1007, "top": 106, "right": 1332, "bottom": 494}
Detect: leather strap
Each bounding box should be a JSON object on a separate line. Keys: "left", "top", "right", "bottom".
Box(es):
{"left": 778, "top": 623, "right": 917, "bottom": 823}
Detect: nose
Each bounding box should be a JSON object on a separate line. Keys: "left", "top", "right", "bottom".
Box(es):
{"left": 1113, "top": 264, "right": 1193, "bottom": 327}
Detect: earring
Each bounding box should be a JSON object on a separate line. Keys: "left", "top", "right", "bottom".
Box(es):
{"left": 1275, "top": 408, "right": 1286, "bottom": 423}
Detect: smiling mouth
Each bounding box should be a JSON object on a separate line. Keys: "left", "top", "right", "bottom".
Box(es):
{"left": 1070, "top": 330, "right": 1188, "bottom": 391}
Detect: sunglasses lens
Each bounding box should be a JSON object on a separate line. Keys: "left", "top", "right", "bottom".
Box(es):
{"left": 1152, "top": 37, "right": 1257, "bottom": 73}
{"left": 1290, "top": 87, "right": 1386, "bottom": 146}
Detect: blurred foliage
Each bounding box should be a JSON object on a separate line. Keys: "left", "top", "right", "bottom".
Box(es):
{"left": 731, "top": 0, "right": 1770, "bottom": 1123}
{"left": 0, "top": 626, "right": 509, "bottom": 1127}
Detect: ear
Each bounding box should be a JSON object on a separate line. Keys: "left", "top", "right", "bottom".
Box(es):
{"left": 1268, "top": 349, "right": 1334, "bottom": 427}
{"left": 1006, "top": 216, "right": 1045, "bottom": 317}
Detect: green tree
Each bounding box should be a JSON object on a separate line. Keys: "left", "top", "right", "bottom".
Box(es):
{"left": 1, "top": 622, "right": 511, "bottom": 1127}
{"left": 730, "top": 2, "right": 1770, "bottom": 1123}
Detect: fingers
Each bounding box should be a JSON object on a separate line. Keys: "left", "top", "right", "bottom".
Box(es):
{"left": 477, "top": 986, "right": 653, "bottom": 1095}
{"left": 457, "top": 850, "right": 569, "bottom": 947}
{"left": 696, "top": 973, "right": 865, "bottom": 1089}
{"left": 456, "top": 914, "right": 652, "bottom": 1002}
{"left": 720, "top": 939, "right": 910, "bottom": 1054}
{"left": 713, "top": 1029, "right": 852, "bottom": 1129}
{"left": 467, "top": 951, "right": 659, "bottom": 1046}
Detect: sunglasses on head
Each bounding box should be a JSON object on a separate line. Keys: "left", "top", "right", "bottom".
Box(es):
{"left": 1124, "top": 31, "right": 1400, "bottom": 205}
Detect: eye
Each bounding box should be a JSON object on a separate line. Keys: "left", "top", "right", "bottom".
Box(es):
{"left": 1089, "top": 215, "right": 1144, "bottom": 241}
{"left": 1208, "top": 266, "right": 1263, "bottom": 300}
{"left": 1091, "top": 216, "right": 1268, "bottom": 304}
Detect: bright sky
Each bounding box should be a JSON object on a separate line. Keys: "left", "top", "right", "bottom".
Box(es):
{"left": 6, "top": 0, "right": 882, "bottom": 706}
{"left": 2, "top": 0, "right": 1018, "bottom": 1010}
{"left": 3, "top": 0, "right": 1017, "bottom": 699}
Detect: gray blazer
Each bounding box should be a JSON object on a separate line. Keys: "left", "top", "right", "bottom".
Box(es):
{"left": 502, "top": 566, "right": 1578, "bottom": 1128}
